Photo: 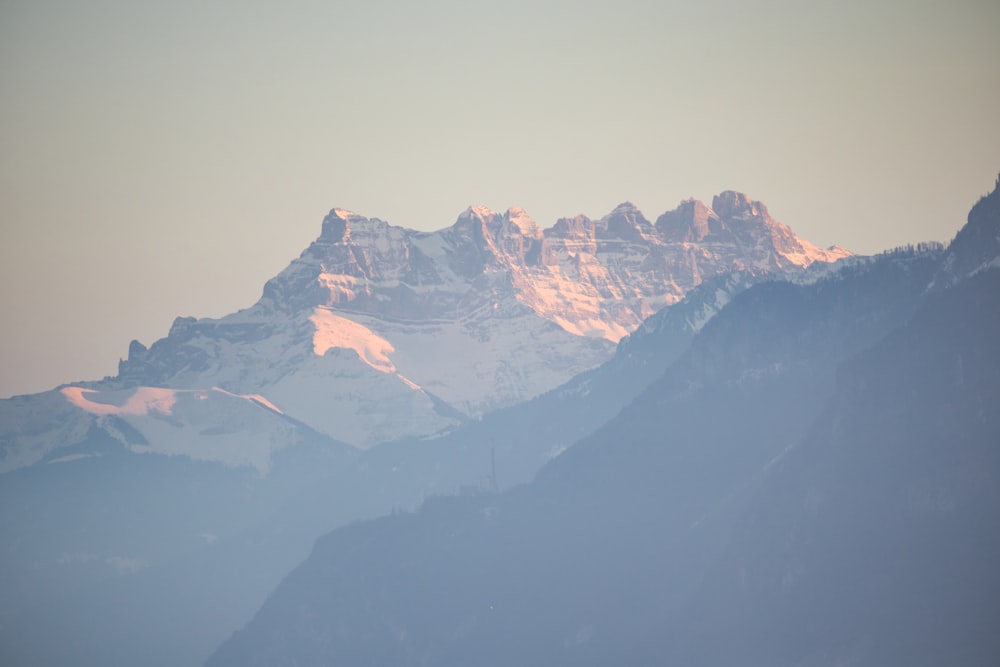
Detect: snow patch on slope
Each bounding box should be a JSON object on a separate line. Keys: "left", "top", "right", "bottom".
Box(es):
{"left": 61, "top": 386, "right": 285, "bottom": 418}
{"left": 686, "top": 288, "right": 734, "bottom": 332}
{"left": 309, "top": 307, "right": 397, "bottom": 373}
{"left": 61, "top": 386, "right": 178, "bottom": 416}
{"left": 60, "top": 386, "right": 300, "bottom": 474}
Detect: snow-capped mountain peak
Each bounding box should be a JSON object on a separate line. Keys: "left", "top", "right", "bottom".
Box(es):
{"left": 2, "top": 193, "right": 852, "bottom": 470}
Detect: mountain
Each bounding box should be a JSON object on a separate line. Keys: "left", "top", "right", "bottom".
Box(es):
{"left": 205, "top": 180, "right": 999, "bottom": 666}
{"left": 0, "top": 192, "right": 849, "bottom": 666}
{"left": 115, "top": 195, "right": 846, "bottom": 448}
{"left": 1, "top": 193, "right": 848, "bottom": 471}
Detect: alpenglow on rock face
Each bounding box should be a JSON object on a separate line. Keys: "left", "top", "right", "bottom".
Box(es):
{"left": 4, "top": 193, "right": 849, "bottom": 471}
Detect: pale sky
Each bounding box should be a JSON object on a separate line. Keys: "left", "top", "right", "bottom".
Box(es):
{"left": 1, "top": 0, "right": 998, "bottom": 398}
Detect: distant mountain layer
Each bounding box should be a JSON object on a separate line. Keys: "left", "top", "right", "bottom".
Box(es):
{"left": 1, "top": 192, "right": 848, "bottom": 471}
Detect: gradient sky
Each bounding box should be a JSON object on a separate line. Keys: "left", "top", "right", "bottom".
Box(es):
{"left": 1, "top": 0, "right": 998, "bottom": 398}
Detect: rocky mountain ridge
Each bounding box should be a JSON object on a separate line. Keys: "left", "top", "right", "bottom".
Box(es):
{"left": 111, "top": 193, "right": 847, "bottom": 448}
{"left": 259, "top": 193, "right": 848, "bottom": 335}
{"left": 1, "top": 192, "right": 849, "bottom": 473}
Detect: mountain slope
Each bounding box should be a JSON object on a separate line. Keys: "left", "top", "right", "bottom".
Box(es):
{"left": 932, "top": 173, "right": 1000, "bottom": 288}
{"left": 673, "top": 268, "right": 1000, "bottom": 667}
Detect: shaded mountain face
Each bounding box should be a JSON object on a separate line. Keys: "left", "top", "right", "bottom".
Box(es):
{"left": 206, "top": 180, "right": 1000, "bottom": 667}
{"left": 672, "top": 268, "right": 1000, "bottom": 667}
